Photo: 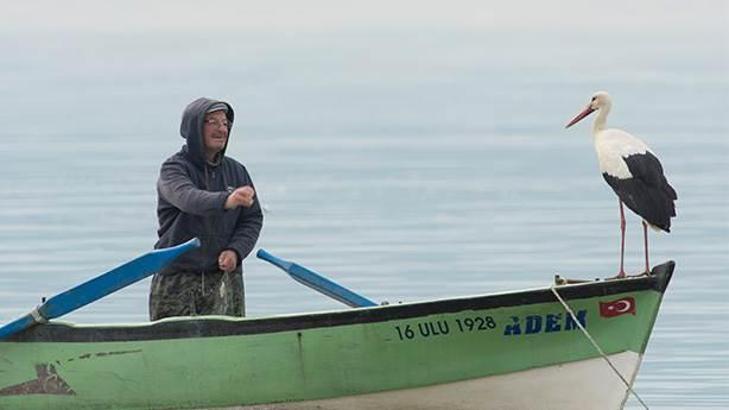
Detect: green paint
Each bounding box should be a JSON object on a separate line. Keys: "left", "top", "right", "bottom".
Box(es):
{"left": 0, "top": 288, "right": 666, "bottom": 409}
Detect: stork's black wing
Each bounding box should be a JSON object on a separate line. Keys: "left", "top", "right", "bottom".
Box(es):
{"left": 602, "top": 151, "right": 677, "bottom": 232}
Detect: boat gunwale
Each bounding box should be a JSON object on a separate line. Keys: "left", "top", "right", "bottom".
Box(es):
{"left": 6, "top": 261, "right": 674, "bottom": 343}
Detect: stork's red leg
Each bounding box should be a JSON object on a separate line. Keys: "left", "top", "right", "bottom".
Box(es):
{"left": 617, "top": 200, "right": 627, "bottom": 278}
{"left": 642, "top": 221, "right": 650, "bottom": 274}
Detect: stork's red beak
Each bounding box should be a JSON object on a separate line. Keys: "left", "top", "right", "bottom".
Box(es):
{"left": 565, "top": 106, "right": 595, "bottom": 128}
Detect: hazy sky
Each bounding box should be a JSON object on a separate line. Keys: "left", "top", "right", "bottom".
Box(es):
{"left": 2, "top": 0, "right": 727, "bottom": 35}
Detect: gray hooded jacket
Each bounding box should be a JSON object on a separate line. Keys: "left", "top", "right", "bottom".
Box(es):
{"left": 155, "top": 97, "right": 263, "bottom": 274}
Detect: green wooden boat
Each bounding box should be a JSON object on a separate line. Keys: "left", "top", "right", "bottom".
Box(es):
{"left": 0, "top": 261, "right": 673, "bottom": 409}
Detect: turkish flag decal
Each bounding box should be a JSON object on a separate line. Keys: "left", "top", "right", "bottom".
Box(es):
{"left": 599, "top": 297, "right": 636, "bottom": 318}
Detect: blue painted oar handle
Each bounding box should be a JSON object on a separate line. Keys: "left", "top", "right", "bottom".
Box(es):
{"left": 257, "top": 249, "right": 377, "bottom": 308}
{"left": 0, "top": 238, "right": 201, "bottom": 340}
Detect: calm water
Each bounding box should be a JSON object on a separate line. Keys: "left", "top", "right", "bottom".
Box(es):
{"left": 1, "top": 23, "right": 727, "bottom": 408}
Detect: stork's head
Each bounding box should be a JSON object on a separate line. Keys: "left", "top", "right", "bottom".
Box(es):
{"left": 565, "top": 91, "right": 612, "bottom": 128}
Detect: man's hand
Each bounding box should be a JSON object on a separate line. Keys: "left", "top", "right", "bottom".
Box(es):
{"left": 224, "top": 186, "right": 255, "bottom": 209}
{"left": 218, "top": 250, "right": 238, "bottom": 273}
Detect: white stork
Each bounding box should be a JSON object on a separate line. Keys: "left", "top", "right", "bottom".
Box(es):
{"left": 565, "top": 91, "right": 677, "bottom": 277}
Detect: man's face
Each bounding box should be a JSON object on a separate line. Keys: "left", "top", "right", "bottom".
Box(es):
{"left": 203, "top": 110, "right": 230, "bottom": 158}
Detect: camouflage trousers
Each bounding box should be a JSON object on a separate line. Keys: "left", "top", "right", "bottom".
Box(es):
{"left": 148, "top": 270, "right": 245, "bottom": 321}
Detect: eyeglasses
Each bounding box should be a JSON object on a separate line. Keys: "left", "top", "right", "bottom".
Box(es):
{"left": 204, "top": 118, "right": 230, "bottom": 128}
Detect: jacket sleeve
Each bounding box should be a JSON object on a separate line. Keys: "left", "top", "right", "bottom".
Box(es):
{"left": 226, "top": 196, "right": 263, "bottom": 261}
{"left": 157, "top": 160, "right": 229, "bottom": 216}
{"left": 225, "top": 175, "right": 264, "bottom": 261}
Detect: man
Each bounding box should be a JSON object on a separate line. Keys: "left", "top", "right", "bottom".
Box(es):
{"left": 149, "top": 97, "right": 263, "bottom": 321}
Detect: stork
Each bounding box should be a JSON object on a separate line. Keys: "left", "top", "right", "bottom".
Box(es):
{"left": 565, "top": 91, "right": 677, "bottom": 278}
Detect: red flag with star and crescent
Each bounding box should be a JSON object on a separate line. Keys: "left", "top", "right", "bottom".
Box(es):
{"left": 599, "top": 297, "right": 636, "bottom": 318}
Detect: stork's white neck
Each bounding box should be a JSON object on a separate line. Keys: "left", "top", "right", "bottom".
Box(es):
{"left": 592, "top": 102, "right": 611, "bottom": 136}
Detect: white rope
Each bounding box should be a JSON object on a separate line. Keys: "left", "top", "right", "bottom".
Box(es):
{"left": 550, "top": 285, "right": 649, "bottom": 410}
{"left": 30, "top": 306, "right": 48, "bottom": 324}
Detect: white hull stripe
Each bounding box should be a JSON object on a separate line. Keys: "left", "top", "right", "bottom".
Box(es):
{"left": 240, "top": 352, "right": 643, "bottom": 410}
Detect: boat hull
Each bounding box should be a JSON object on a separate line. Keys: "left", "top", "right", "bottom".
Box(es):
{"left": 241, "top": 352, "right": 641, "bottom": 410}
{"left": 0, "top": 262, "right": 673, "bottom": 410}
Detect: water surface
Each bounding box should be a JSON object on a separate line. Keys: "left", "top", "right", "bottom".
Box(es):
{"left": 0, "top": 20, "right": 727, "bottom": 408}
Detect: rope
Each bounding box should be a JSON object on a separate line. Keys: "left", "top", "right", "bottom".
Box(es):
{"left": 550, "top": 285, "right": 650, "bottom": 409}
{"left": 30, "top": 306, "right": 48, "bottom": 324}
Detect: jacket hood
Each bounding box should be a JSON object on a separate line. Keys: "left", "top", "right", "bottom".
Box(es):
{"left": 179, "top": 97, "right": 235, "bottom": 168}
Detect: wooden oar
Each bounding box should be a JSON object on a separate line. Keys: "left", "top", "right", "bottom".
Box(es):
{"left": 257, "top": 249, "right": 377, "bottom": 308}
{"left": 0, "top": 238, "right": 200, "bottom": 340}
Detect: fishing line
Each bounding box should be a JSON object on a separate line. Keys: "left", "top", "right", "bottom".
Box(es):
{"left": 550, "top": 285, "right": 649, "bottom": 410}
